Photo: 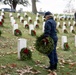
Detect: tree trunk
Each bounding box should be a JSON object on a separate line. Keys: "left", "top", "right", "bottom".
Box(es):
{"left": 31, "top": 0, "right": 37, "bottom": 14}
{"left": 12, "top": 0, "right": 18, "bottom": 11}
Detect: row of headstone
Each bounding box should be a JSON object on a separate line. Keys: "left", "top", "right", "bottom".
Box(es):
{"left": 17, "top": 12, "right": 40, "bottom": 24}
{"left": 17, "top": 12, "right": 40, "bottom": 59}
{"left": 17, "top": 12, "right": 40, "bottom": 19}
{"left": 17, "top": 35, "right": 76, "bottom": 59}
{"left": 9, "top": 13, "right": 37, "bottom": 36}
{"left": 18, "top": 35, "right": 76, "bottom": 59}
{"left": 62, "top": 25, "right": 75, "bottom": 33}
{"left": 57, "top": 21, "right": 76, "bottom": 28}
{"left": 9, "top": 13, "right": 19, "bottom": 35}
{"left": 54, "top": 15, "right": 74, "bottom": 21}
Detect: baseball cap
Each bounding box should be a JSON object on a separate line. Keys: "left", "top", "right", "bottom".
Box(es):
{"left": 44, "top": 11, "right": 53, "bottom": 18}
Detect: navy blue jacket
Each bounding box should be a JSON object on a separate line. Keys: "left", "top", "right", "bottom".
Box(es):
{"left": 44, "top": 17, "right": 58, "bottom": 42}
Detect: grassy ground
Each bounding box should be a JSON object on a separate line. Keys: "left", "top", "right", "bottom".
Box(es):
{"left": 0, "top": 11, "right": 76, "bottom": 75}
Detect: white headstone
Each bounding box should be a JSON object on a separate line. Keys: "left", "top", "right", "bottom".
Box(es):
{"left": 62, "top": 36, "right": 67, "bottom": 49}
{"left": 73, "top": 21, "right": 76, "bottom": 26}
{"left": 0, "top": 16, "right": 3, "bottom": 19}
{"left": 2, "top": 9, "right": 4, "bottom": 12}
{"left": 12, "top": 19, "right": 16, "bottom": 26}
{"left": 29, "top": 24, "right": 34, "bottom": 34}
{"left": 42, "top": 22, "right": 45, "bottom": 32}
{"left": 13, "top": 24, "right": 18, "bottom": 34}
{"left": 10, "top": 17, "right": 14, "bottom": 22}
{"left": 63, "top": 22, "right": 66, "bottom": 25}
{"left": 57, "top": 22, "right": 60, "bottom": 28}
{"left": 28, "top": 17, "right": 31, "bottom": 22}
{"left": 36, "top": 17, "right": 39, "bottom": 20}
{"left": 34, "top": 21, "right": 37, "bottom": 28}
{"left": 68, "top": 21, "right": 71, "bottom": 26}
{"left": 42, "top": 16, "right": 44, "bottom": 21}
{"left": 0, "top": 19, "right": 1, "bottom": 22}
{"left": 18, "top": 38, "right": 27, "bottom": 59}
{"left": 24, "top": 21, "right": 28, "bottom": 27}
{"left": 9, "top": 13, "right": 12, "bottom": 17}
{"left": 75, "top": 35, "right": 76, "bottom": 47}
{"left": 54, "top": 16, "right": 56, "bottom": 20}
{"left": 62, "top": 25, "right": 66, "bottom": 32}
{"left": 1, "top": 12, "right": 4, "bottom": 16}
{"left": 17, "top": 13, "right": 20, "bottom": 18}
{"left": 24, "top": 12, "right": 27, "bottom": 17}
{"left": 20, "top": 17, "right": 24, "bottom": 22}
{"left": 70, "top": 26, "right": 74, "bottom": 32}
{"left": 37, "top": 13, "right": 40, "bottom": 17}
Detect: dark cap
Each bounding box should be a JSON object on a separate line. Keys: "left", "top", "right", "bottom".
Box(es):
{"left": 44, "top": 11, "right": 53, "bottom": 18}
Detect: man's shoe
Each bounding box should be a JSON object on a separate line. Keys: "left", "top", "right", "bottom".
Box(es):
{"left": 54, "top": 63, "right": 57, "bottom": 70}
{"left": 45, "top": 65, "right": 55, "bottom": 71}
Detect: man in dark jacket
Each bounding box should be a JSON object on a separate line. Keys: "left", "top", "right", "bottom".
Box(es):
{"left": 44, "top": 11, "right": 58, "bottom": 71}
{"left": 74, "top": 12, "right": 76, "bottom": 22}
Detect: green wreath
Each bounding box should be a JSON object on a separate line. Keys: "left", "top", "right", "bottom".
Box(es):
{"left": 14, "top": 29, "right": 22, "bottom": 36}
{"left": 35, "top": 24, "right": 39, "bottom": 28}
{"left": 25, "top": 24, "right": 29, "bottom": 29}
{"left": 20, "top": 48, "right": 32, "bottom": 61}
{"left": 64, "top": 42, "right": 70, "bottom": 51}
{"left": 0, "top": 22, "right": 3, "bottom": 27}
{"left": 31, "top": 30, "right": 36, "bottom": 36}
{"left": 35, "top": 34, "right": 54, "bottom": 55}
{"left": 64, "top": 29, "right": 68, "bottom": 33}
{"left": 72, "top": 30, "right": 75, "bottom": 33}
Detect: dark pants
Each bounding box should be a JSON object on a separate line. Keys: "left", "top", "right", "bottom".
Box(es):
{"left": 47, "top": 41, "right": 58, "bottom": 65}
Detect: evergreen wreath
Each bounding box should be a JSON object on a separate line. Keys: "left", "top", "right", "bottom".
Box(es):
{"left": 64, "top": 42, "right": 70, "bottom": 51}
{"left": 14, "top": 29, "right": 22, "bottom": 36}
{"left": 20, "top": 48, "right": 32, "bottom": 60}
{"left": 35, "top": 24, "right": 39, "bottom": 28}
{"left": 35, "top": 34, "right": 54, "bottom": 55}
{"left": 31, "top": 30, "right": 36, "bottom": 36}
{"left": 29, "top": 19, "right": 32, "bottom": 23}
{"left": 58, "top": 25, "right": 62, "bottom": 28}
{"left": 0, "top": 22, "right": 3, "bottom": 26}
{"left": 64, "top": 29, "right": 68, "bottom": 33}
{"left": 25, "top": 24, "right": 29, "bottom": 29}
{"left": 25, "top": 15, "right": 28, "bottom": 18}
{"left": 72, "top": 30, "right": 75, "bottom": 33}
{"left": 37, "top": 19, "right": 40, "bottom": 23}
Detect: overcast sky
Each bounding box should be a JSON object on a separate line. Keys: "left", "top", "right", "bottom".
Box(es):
{"left": 36, "top": 0, "right": 66, "bottom": 13}
{"left": 27, "top": 0, "right": 76, "bottom": 13}
{"left": 0, "top": 0, "right": 76, "bottom": 14}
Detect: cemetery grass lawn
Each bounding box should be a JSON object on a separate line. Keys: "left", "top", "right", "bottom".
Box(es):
{"left": 0, "top": 11, "right": 76, "bottom": 75}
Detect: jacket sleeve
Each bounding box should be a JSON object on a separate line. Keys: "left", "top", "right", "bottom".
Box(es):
{"left": 44, "top": 21, "right": 51, "bottom": 37}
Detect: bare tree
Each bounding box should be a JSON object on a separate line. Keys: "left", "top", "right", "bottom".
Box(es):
{"left": 64, "top": 0, "right": 75, "bottom": 13}
{"left": 2, "top": 0, "right": 39, "bottom": 13}
{"left": 3, "top": 0, "right": 29, "bottom": 11}
{"left": 31, "top": 0, "right": 40, "bottom": 14}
